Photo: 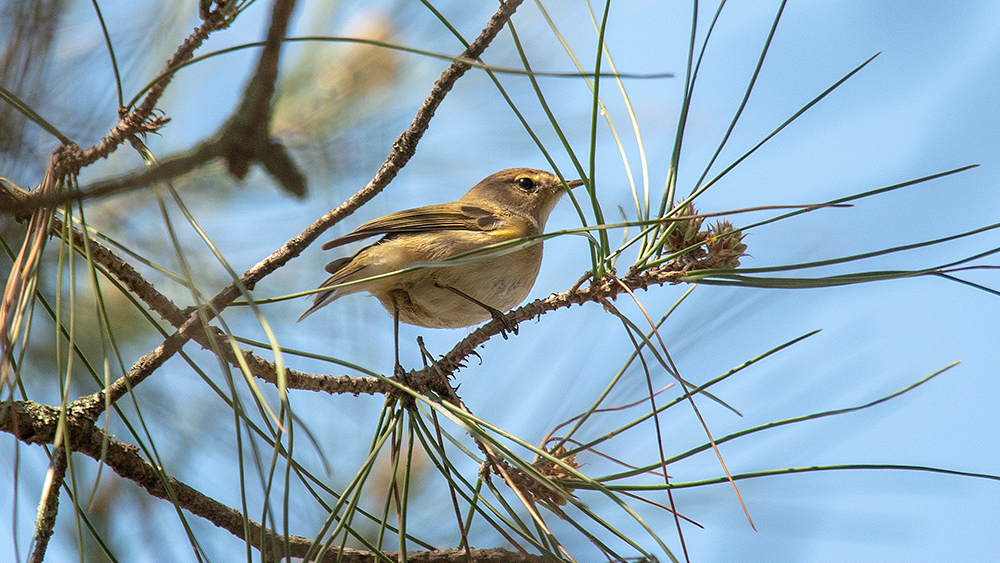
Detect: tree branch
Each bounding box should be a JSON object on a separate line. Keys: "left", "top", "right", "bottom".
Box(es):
{"left": 255, "top": 264, "right": 691, "bottom": 398}
{"left": 19, "top": 142, "right": 221, "bottom": 215}
{"left": 0, "top": 399, "right": 548, "bottom": 563}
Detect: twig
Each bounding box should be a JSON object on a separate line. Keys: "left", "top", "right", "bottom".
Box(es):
{"left": 27, "top": 445, "right": 66, "bottom": 563}
{"left": 59, "top": 7, "right": 231, "bottom": 175}
{"left": 20, "top": 142, "right": 221, "bottom": 214}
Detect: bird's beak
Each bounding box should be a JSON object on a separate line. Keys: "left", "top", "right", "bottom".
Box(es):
{"left": 566, "top": 179, "right": 585, "bottom": 189}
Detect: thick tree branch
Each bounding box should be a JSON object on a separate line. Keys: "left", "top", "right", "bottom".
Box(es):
{"left": 0, "top": 399, "right": 548, "bottom": 563}
{"left": 19, "top": 142, "right": 221, "bottom": 214}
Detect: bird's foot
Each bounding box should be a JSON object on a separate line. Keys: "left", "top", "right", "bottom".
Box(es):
{"left": 490, "top": 309, "right": 517, "bottom": 339}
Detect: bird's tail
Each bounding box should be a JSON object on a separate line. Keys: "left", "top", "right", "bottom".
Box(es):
{"left": 297, "top": 282, "right": 339, "bottom": 322}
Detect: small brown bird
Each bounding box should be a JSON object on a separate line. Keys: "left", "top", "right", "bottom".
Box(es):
{"left": 299, "top": 168, "right": 583, "bottom": 331}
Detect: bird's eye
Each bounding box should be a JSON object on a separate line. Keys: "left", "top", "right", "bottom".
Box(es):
{"left": 515, "top": 176, "right": 535, "bottom": 191}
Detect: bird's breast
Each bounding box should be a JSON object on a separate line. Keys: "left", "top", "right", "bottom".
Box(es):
{"left": 369, "top": 236, "right": 544, "bottom": 328}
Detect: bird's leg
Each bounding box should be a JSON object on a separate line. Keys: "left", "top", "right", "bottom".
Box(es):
{"left": 391, "top": 292, "right": 405, "bottom": 379}
{"left": 436, "top": 283, "right": 517, "bottom": 339}
{"left": 386, "top": 291, "right": 421, "bottom": 410}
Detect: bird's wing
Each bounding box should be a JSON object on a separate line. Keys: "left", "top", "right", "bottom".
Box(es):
{"left": 321, "top": 202, "right": 501, "bottom": 250}
{"left": 323, "top": 255, "right": 355, "bottom": 275}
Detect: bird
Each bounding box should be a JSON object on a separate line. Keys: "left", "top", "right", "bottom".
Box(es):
{"left": 299, "top": 168, "right": 583, "bottom": 337}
